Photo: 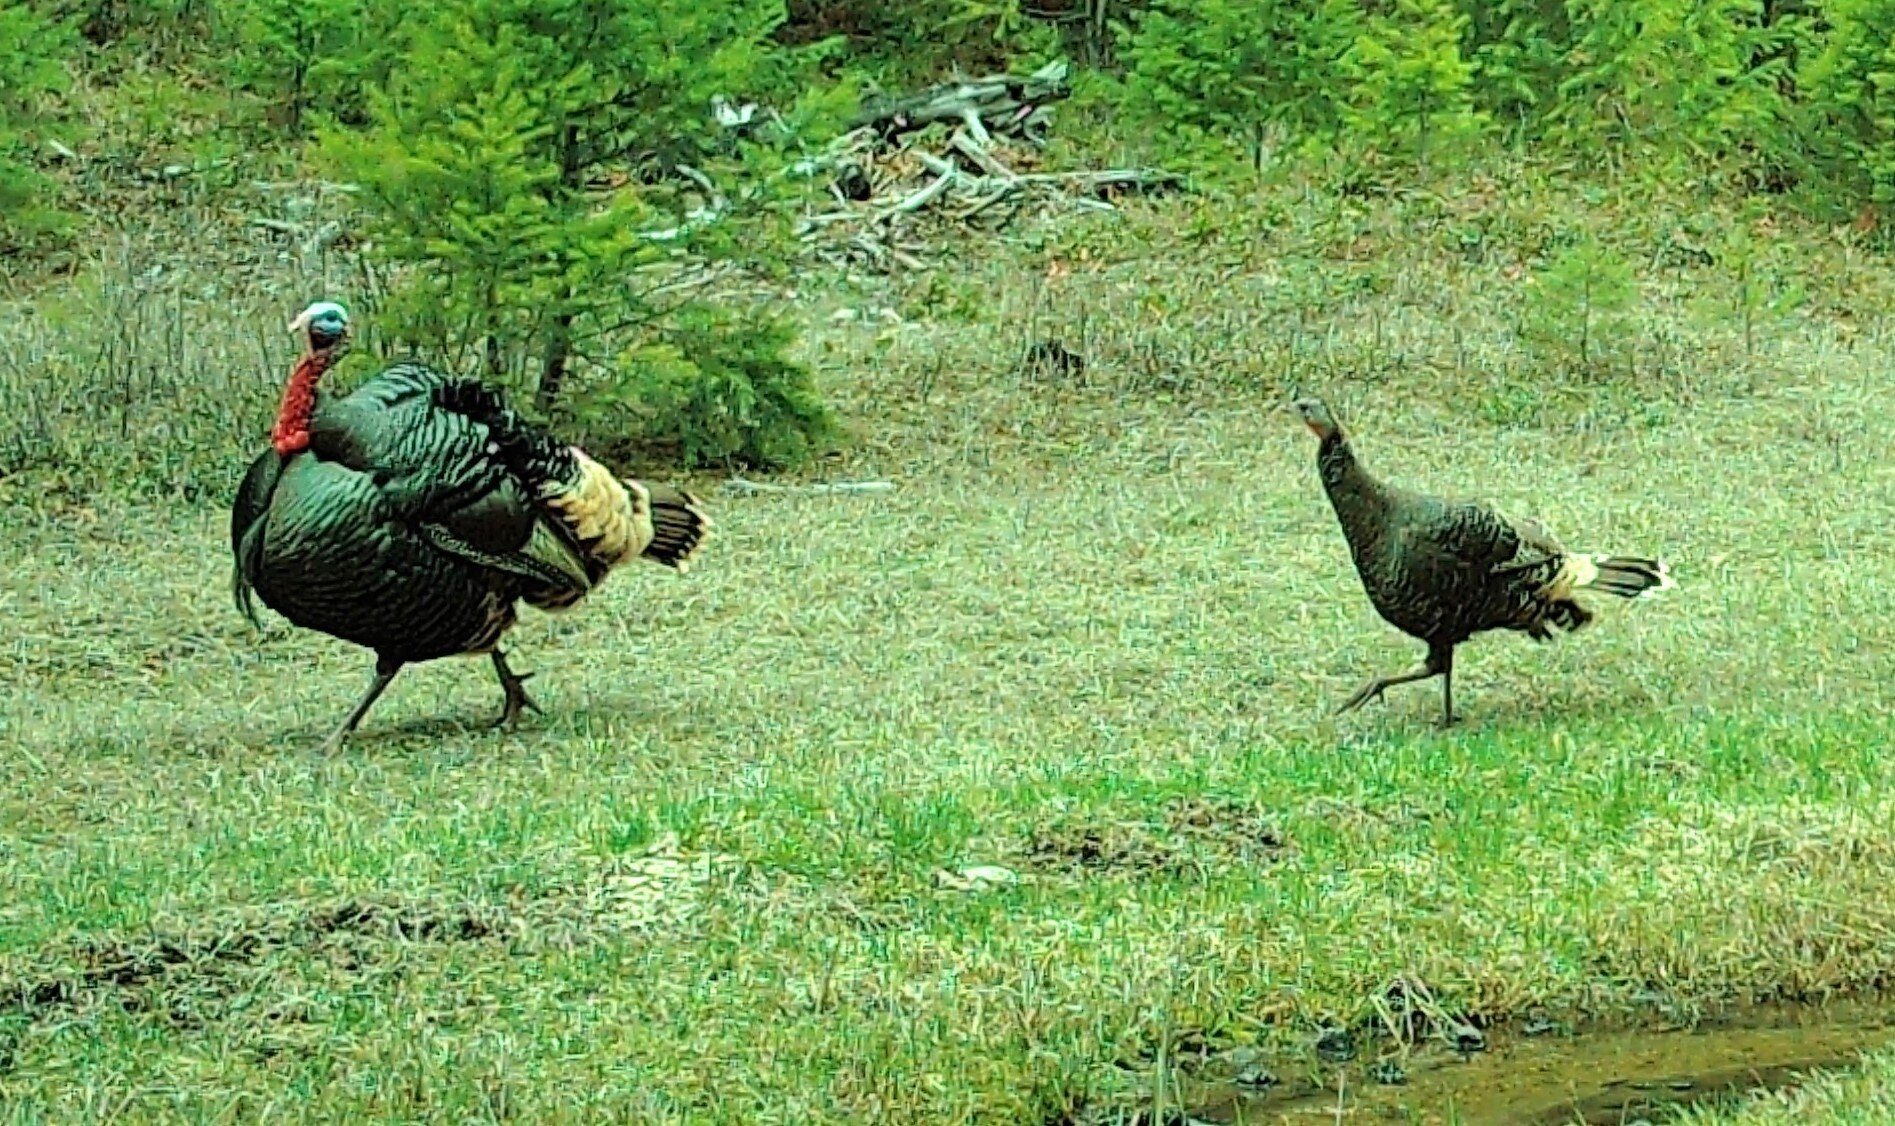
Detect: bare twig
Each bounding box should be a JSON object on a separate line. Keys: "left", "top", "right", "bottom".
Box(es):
{"left": 959, "top": 109, "right": 995, "bottom": 149}
{"left": 724, "top": 478, "right": 896, "bottom": 496}
{"left": 250, "top": 180, "right": 360, "bottom": 194}
{"left": 302, "top": 221, "right": 344, "bottom": 256}
{"left": 672, "top": 163, "right": 728, "bottom": 212}
{"left": 850, "top": 60, "right": 1071, "bottom": 138}
{"left": 949, "top": 131, "right": 1018, "bottom": 181}
{"left": 885, "top": 162, "right": 960, "bottom": 216}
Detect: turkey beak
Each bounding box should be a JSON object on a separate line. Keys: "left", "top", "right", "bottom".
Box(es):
{"left": 288, "top": 310, "right": 313, "bottom": 350}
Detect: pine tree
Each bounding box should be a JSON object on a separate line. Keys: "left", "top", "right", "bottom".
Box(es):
{"left": 1342, "top": 0, "right": 1487, "bottom": 166}
{"left": 0, "top": 3, "right": 75, "bottom": 247}
{"left": 1802, "top": 0, "right": 1895, "bottom": 210}
{"left": 319, "top": 0, "right": 836, "bottom": 468}
{"left": 1117, "top": 0, "right": 1366, "bottom": 169}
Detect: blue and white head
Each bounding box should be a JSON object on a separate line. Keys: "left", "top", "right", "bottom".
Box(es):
{"left": 288, "top": 300, "right": 350, "bottom": 354}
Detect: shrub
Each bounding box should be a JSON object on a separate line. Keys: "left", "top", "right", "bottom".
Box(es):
{"left": 0, "top": 2, "right": 75, "bottom": 247}
{"left": 1518, "top": 233, "right": 1640, "bottom": 377}
{"left": 1341, "top": 0, "right": 1487, "bottom": 166}
{"left": 223, "top": 0, "right": 391, "bottom": 134}
{"left": 581, "top": 307, "right": 835, "bottom": 470}
{"left": 1116, "top": 0, "right": 1366, "bottom": 170}
{"left": 1550, "top": 0, "right": 1798, "bottom": 164}
{"left": 319, "top": 0, "right": 837, "bottom": 470}
{"left": 1800, "top": 0, "right": 1895, "bottom": 210}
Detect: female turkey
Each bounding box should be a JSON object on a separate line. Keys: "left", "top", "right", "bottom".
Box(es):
{"left": 231, "top": 301, "right": 712, "bottom": 752}
{"left": 1291, "top": 397, "right": 1673, "bottom": 726}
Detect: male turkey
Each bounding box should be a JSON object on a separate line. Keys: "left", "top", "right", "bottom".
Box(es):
{"left": 1291, "top": 397, "right": 1672, "bottom": 726}
{"left": 231, "top": 301, "right": 712, "bottom": 752}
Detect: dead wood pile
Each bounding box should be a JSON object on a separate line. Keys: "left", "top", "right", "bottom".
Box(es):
{"left": 794, "top": 61, "right": 1185, "bottom": 272}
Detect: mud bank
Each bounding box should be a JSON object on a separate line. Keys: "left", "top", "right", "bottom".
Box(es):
{"left": 1177, "top": 998, "right": 1895, "bottom": 1124}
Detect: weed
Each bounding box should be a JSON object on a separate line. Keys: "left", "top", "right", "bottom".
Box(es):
{"left": 4, "top": 162, "right": 1895, "bottom": 1121}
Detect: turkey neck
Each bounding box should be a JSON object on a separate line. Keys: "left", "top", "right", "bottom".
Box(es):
{"left": 1316, "top": 430, "right": 1393, "bottom": 540}
{"left": 271, "top": 348, "right": 338, "bottom": 456}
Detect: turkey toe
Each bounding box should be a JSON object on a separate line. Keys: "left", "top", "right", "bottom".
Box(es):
{"left": 1336, "top": 677, "right": 1390, "bottom": 714}
{"left": 490, "top": 651, "right": 542, "bottom": 728}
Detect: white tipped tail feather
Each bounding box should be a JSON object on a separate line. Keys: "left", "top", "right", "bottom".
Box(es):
{"left": 535, "top": 447, "right": 712, "bottom": 574}
{"left": 1560, "top": 553, "right": 1675, "bottom": 601}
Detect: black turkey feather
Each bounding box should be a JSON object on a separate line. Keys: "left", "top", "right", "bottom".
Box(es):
{"left": 230, "top": 301, "right": 712, "bottom": 752}
{"left": 1291, "top": 397, "right": 1673, "bottom": 726}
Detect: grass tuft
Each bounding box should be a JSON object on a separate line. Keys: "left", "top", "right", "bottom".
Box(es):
{"left": 5, "top": 164, "right": 1895, "bottom": 1120}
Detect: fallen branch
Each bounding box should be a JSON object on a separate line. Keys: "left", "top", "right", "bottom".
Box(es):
{"left": 1013, "top": 168, "right": 1186, "bottom": 193}
{"left": 724, "top": 478, "right": 896, "bottom": 496}
{"left": 851, "top": 60, "right": 1071, "bottom": 139}
{"left": 250, "top": 179, "right": 360, "bottom": 194}
{"left": 948, "top": 131, "right": 1019, "bottom": 181}
{"left": 784, "top": 71, "right": 1186, "bottom": 273}
{"left": 884, "top": 161, "right": 960, "bottom": 216}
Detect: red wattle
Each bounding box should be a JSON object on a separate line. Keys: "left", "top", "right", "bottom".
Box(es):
{"left": 271, "top": 354, "right": 327, "bottom": 457}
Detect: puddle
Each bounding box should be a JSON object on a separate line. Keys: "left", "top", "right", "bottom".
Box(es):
{"left": 1177, "top": 999, "right": 1895, "bottom": 1124}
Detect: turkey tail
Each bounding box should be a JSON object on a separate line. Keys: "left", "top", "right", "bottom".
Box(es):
{"left": 430, "top": 377, "right": 710, "bottom": 574}
{"left": 1569, "top": 554, "right": 1675, "bottom": 600}
{"left": 536, "top": 451, "right": 713, "bottom": 573}
{"left": 635, "top": 481, "right": 712, "bottom": 572}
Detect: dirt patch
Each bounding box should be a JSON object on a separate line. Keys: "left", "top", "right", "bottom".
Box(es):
{"left": 1020, "top": 796, "right": 1289, "bottom": 878}
{"left": 1166, "top": 997, "right": 1895, "bottom": 1125}
{"left": 0, "top": 832, "right": 728, "bottom": 1036}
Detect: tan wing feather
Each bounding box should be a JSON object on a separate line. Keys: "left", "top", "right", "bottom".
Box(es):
{"left": 536, "top": 448, "right": 654, "bottom": 568}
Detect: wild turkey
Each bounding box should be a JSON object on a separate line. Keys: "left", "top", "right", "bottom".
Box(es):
{"left": 1290, "top": 397, "right": 1672, "bottom": 726}
{"left": 231, "top": 300, "right": 712, "bottom": 752}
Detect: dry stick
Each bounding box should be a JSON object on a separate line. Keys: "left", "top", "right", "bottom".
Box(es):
{"left": 302, "top": 221, "right": 343, "bottom": 257}
{"left": 958, "top": 108, "right": 995, "bottom": 149}
{"left": 1016, "top": 168, "right": 1181, "bottom": 189}
{"left": 948, "top": 131, "right": 1019, "bottom": 181}
{"left": 724, "top": 478, "right": 896, "bottom": 495}
{"left": 849, "top": 233, "right": 891, "bottom": 266}
{"left": 886, "top": 159, "right": 965, "bottom": 215}
{"left": 250, "top": 179, "right": 359, "bottom": 194}
{"left": 795, "top": 211, "right": 858, "bottom": 238}
{"left": 912, "top": 150, "right": 981, "bottom": 188}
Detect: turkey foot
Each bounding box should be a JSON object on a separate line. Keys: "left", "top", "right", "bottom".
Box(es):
{"left": 319, "top": 660, "right": 402, "bottom": 754}
{"left": 1335, "top": 644, "right": 1456, "bottom": 727}
{"left": 490, "top": 649, "right": 542, "bottom": 728}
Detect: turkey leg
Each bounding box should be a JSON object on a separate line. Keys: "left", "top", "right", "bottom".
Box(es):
{"left": 319, "top": 657, "right": 403, "bottom": 754}
{"left": 1336, "top": 643, "right": 1458, "bottom": 727}
{"left": 490, "top": 648, "right": 542, "bottom": 728}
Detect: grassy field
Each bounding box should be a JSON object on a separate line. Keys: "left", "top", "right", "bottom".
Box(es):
{"left": 1690, "top": 1047, "right": 1895, "bottom": 1123}
{"left": 5, "top": 172, "right": 1895, "bottom": 1122}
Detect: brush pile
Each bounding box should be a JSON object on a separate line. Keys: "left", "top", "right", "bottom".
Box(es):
{"left": 793, "top": 61, "right": 1185, "bottom": 272}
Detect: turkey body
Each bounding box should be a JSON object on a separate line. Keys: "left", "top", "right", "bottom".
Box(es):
{"left": 232, "top": 361, "right": 709, "bottom": 748}
{"left": 1296, "top": 397, "right": 1672, "bottom": 725}
{"left": 1322, "top": 456, "right": 1585, "bottom": 646}
{"left": 235, "top": 364, "right": 545, "bottom": 663}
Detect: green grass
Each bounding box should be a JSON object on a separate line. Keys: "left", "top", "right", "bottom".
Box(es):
{"left": 1690, "top": 1048, "right": 1895, "bottom": 1123}
{"left": 5, "top": 171, "right": 1895, "bottom": 1122}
